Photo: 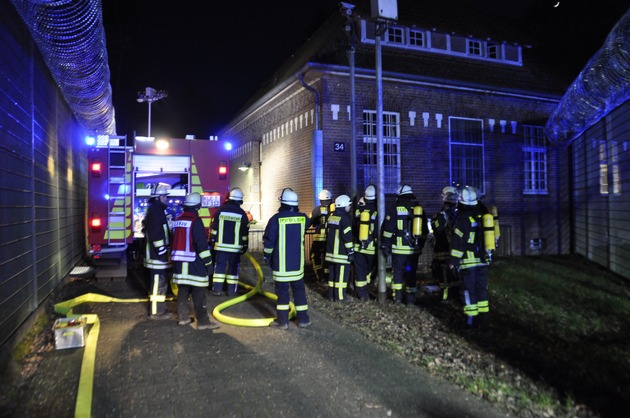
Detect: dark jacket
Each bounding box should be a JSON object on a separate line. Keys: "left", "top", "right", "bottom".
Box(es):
{"left": 143, "top": 198, "right": 171, "bottom": 269}
{"left": 381, "top": 196, "right": 427, "bottom": 255}
{"left": 210, "top": 200, "right": 250, "bottom": 253}
{"left": 325, "top": 207, "right": 354, "bottom": 264}
{"left": 450, "top": 203, "right": 489, "bottom": 269}
{"left": 263, "top": 206, "right": 312, "bottom": 281}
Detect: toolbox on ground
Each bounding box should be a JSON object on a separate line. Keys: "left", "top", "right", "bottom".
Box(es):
{"left": 53, "top": 317, "right": 87, "bottom": 350}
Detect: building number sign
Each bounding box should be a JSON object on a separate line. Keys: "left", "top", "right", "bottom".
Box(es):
{"left": 334, "top": 142, "right": 345, "bottom": 152}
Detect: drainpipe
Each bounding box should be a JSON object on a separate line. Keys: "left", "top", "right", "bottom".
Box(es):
{"left": 299, "top": 73, "right": 323, "bottom": 207}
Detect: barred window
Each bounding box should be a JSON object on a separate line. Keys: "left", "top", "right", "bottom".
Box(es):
{"left": 449, "top": 117, "right": 484, "bottom": 192}
{"left": 362, "top": 111, "right": 401, "bottom": 194}
{"left": 523, "top": 125, "right": 548, "bottom": 194}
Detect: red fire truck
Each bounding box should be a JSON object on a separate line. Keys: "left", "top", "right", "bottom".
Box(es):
{"left": 86, "top": 134, "right": 231, "bottom": 278}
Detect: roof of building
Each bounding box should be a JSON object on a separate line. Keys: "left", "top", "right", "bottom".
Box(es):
{"left": 235, "top": 0, "right": 573, "bottom": 117}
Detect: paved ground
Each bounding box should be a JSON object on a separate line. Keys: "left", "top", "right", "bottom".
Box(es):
{"left": 8, "top": 259, "right": 508, "bottom": 418}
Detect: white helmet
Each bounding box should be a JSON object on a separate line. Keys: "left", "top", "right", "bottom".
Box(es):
{"left": 318, "top": 189, "right": 332, "bottom": 201}
{"left": 154, "top": 183, "right": 171, "bottom": 196}
{"left": 459, "top": 186, "right": 478, "bottom": 205}
{"left": 442, "top": 186, "right": 459, "bottom": 203}
{"left": 184, "top": 192, "right": 201, "bottom": 207}
{"left": 279, "top": 188, "right": 298, "bottom": 206}
{"left": 229, "top": 187, "right": 244, "bottom": 201}
{"left": 364, "top": 185, "right": 376, "bottom": 200}
{"left": 335, "top": 194, "right": 351, "bottom": 208}
{"left": 397, "top": 184, "right": 413, "bottom": 196}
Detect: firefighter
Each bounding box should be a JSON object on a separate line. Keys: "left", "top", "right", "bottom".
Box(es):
{"left": 171, "top": 193, "right": 220, "bottom": 330}
{"left": 309, "top": 189, "right": 333, "bottom": 283}
{"left": 263, "top": 188, "right": 312, "bottom": 329}
{"left": 380, "top": 184, "right": 427, "bottom": 305}
{"left": 449, "top": 186, "right": 491, "bottom": 328}
{"left": 325, "top": 194, "right": 355, "bottom": 302}
{"left": 210, "top": 187, "right": 250, "bottom": 296}
{"left": 430, "top": 186, "right": 459, "bottom": 300}
{"left": 143, "top": 183, "right": 172, "bottom": 320}
{"left": 353, "top": 184, "right": 378, "bottom": 300}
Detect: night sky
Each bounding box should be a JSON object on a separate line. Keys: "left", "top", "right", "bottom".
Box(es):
{"left": 102, "top": 0, "right": 629, "bottom": 139}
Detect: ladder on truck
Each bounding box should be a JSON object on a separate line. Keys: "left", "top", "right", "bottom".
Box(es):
{"left": 99, "top": 135, "right": 131, "bottom": 279}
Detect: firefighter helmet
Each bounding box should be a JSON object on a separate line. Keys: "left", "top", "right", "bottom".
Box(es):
{"left": 364, "top": 184, "right": 376, "bottom": 200}
{"left": 318, "top": 189, "right": 332, "bottom": 201}
{"left": 153, "top": 183, "right": 171, "bottom": 196}
{"left": 335, "top": 194, "right": 351, "bottom": 208}
{"left": 459, "top": 186, "right": 478, "bottom": 205}
{"left": 442, "top": 186, "right": 459, "bottom": 203}
{"left": 397, "top": 184, "right": 413, "bottom": 196}
{"left": 279, "top": 188, "right": 298, "bottom": 206}
{"left": 229, "top": 187, "right": 244, "bottom": 201}
{"left": 183, "top": 192, "right": 201, "bottom": 207}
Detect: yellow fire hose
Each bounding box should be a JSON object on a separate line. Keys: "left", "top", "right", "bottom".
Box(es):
{"left": 52, "top": 252, "right": 289, "bottom": 417}
{"left": 212, "top": 252, "right": 296, "bottom": 326}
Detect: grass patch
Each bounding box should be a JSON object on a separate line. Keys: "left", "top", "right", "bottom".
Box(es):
{"left": 12, "top": 314, "right": 51, "bottom": 363}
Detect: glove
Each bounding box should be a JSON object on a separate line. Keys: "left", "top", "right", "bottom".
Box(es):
{"left": 240, "top": 245, "right": 248, "bottom": 255}
{"left": 347, "top": 252, "right": 355, "bottom": 263}
{"left": 206, "top": 264, "right": 214, "bottom": 278}
{"left": 381, "top": 246, "right": 390, "bottom": 258}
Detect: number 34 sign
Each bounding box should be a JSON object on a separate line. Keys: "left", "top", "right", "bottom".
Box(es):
{"left": 334, "top": 142, "right": 345, "bottom": 152}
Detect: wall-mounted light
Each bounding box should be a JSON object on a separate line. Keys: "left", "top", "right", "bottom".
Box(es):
{"left": 239, "top": 161, "right": 251, "bottom": 171}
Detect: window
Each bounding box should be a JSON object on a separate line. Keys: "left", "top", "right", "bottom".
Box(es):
{"left": 362, "top": 111, "right": 401, "bottom": 193}
{"left": 385, "top": 26, "right": 404, "bottom": 44}
{"left": 487, "top": 42, "right": 500, "bottom": 59}
{"left": 599, "top": 140, "right": 621, "bottom": 195}
{"left": 408, "top": 29, "right": 425, "bottom": 48}
{"left": 467, "top": 39, "right": 482, "bottom": 56}
{"left": 449, "top": 117, "right": 484, "bottom": 192}
{"left": 523, "top": 125, "right": 547, "bottom": 194}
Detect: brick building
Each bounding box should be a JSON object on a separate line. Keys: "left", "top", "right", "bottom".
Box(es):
{"left": 220, "top": 0, "right": 571, "bottom": 258}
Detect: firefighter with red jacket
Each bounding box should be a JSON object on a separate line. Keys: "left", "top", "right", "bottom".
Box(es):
{"left": 449, "top": 186, "right": 491, "bottom": 328}
{"left": 171, "top": 193, "right": 220, "bottom": 330}
{"left": 353, "top": 185, "right": 378, "bottom": 300}
{"left": 210, "top": 187, "right": 250, "bottom": 296}
{"left": 143, "top": 183, "right": 172, "bottom": 320}
{"left": 325, "top": 194, "right": 355, "bottom": 302}
{"left": 380, "top": 184, "right": 427, "bottom": 305}
{"left": 309, "top": 189, "right": 333, "bottom": 283}
{"left": 263, "top": 188, "right": 312, "bottom": 329}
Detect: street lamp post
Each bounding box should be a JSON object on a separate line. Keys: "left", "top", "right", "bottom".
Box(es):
{"left": 136, "top": 87, "right": 168, "bottom": 137}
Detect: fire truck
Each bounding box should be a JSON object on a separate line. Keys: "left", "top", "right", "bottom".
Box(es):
{"left": 86, "top": 134, "right": 231, "bottom": 278}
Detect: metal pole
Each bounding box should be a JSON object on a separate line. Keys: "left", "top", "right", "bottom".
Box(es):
{"left": 349, "top": 47, "right": 357, "bottom": 198}
{"left": 375, "top": 22, "right": 387, "bottom": 304}
{"left": 147, "top": 101, "right": 152, "bottom": 137}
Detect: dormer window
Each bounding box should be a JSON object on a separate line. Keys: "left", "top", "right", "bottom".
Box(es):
{"left": 360, "top": 19, "right": 522, "bottom": 66}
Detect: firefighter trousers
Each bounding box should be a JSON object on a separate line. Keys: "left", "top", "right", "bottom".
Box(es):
{"left": 213, "top": 251, "right": 241, "bottom": 295}
{"left": 177, "top": 284, "right": 211, "bottom": 326}
{"left": 274, "top": 280, "right": 309, "bottom": 325}
{"left": 460, "top": 265, "right": 489, "bottom": 327}
{"left": 148, "top": 269, "right": 169, "bottom": 315}
{"left": 354, "top": 252, "right": 375, "bottom": 300}
{"left": 328, "top": 262, "right": 351, "bottom": 302}
{"left": 391, "top": 252, "right": 420, "bottom": 304}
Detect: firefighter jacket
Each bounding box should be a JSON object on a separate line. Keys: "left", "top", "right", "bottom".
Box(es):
{"left": 171, "top": 208, "right": 212, "bottom": 287}
{"left": 263, "top": 206, "right": 312, "bottom": 282}
{"left": 354, "top": 199, "right": 378, "bottom": 255}
{"left": 380, "top": 197, "right": 427, "bottom": 255}
{"left": 430, "top": 204, "right": 457, "bottom": 261}
{"left": 143, "top": 198, "right": 171, "bottom": 270}
{"left": 210, "top": 200, "right": 250, "bottom": 253}
{"left": 450, "top": 203, "right": 489, "bottom": 270}
{"left": 309, "top": 204, "right": 331, "bottom": 243}
{"left": 325, "top": 208, "right": 355, "bottom": 264}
